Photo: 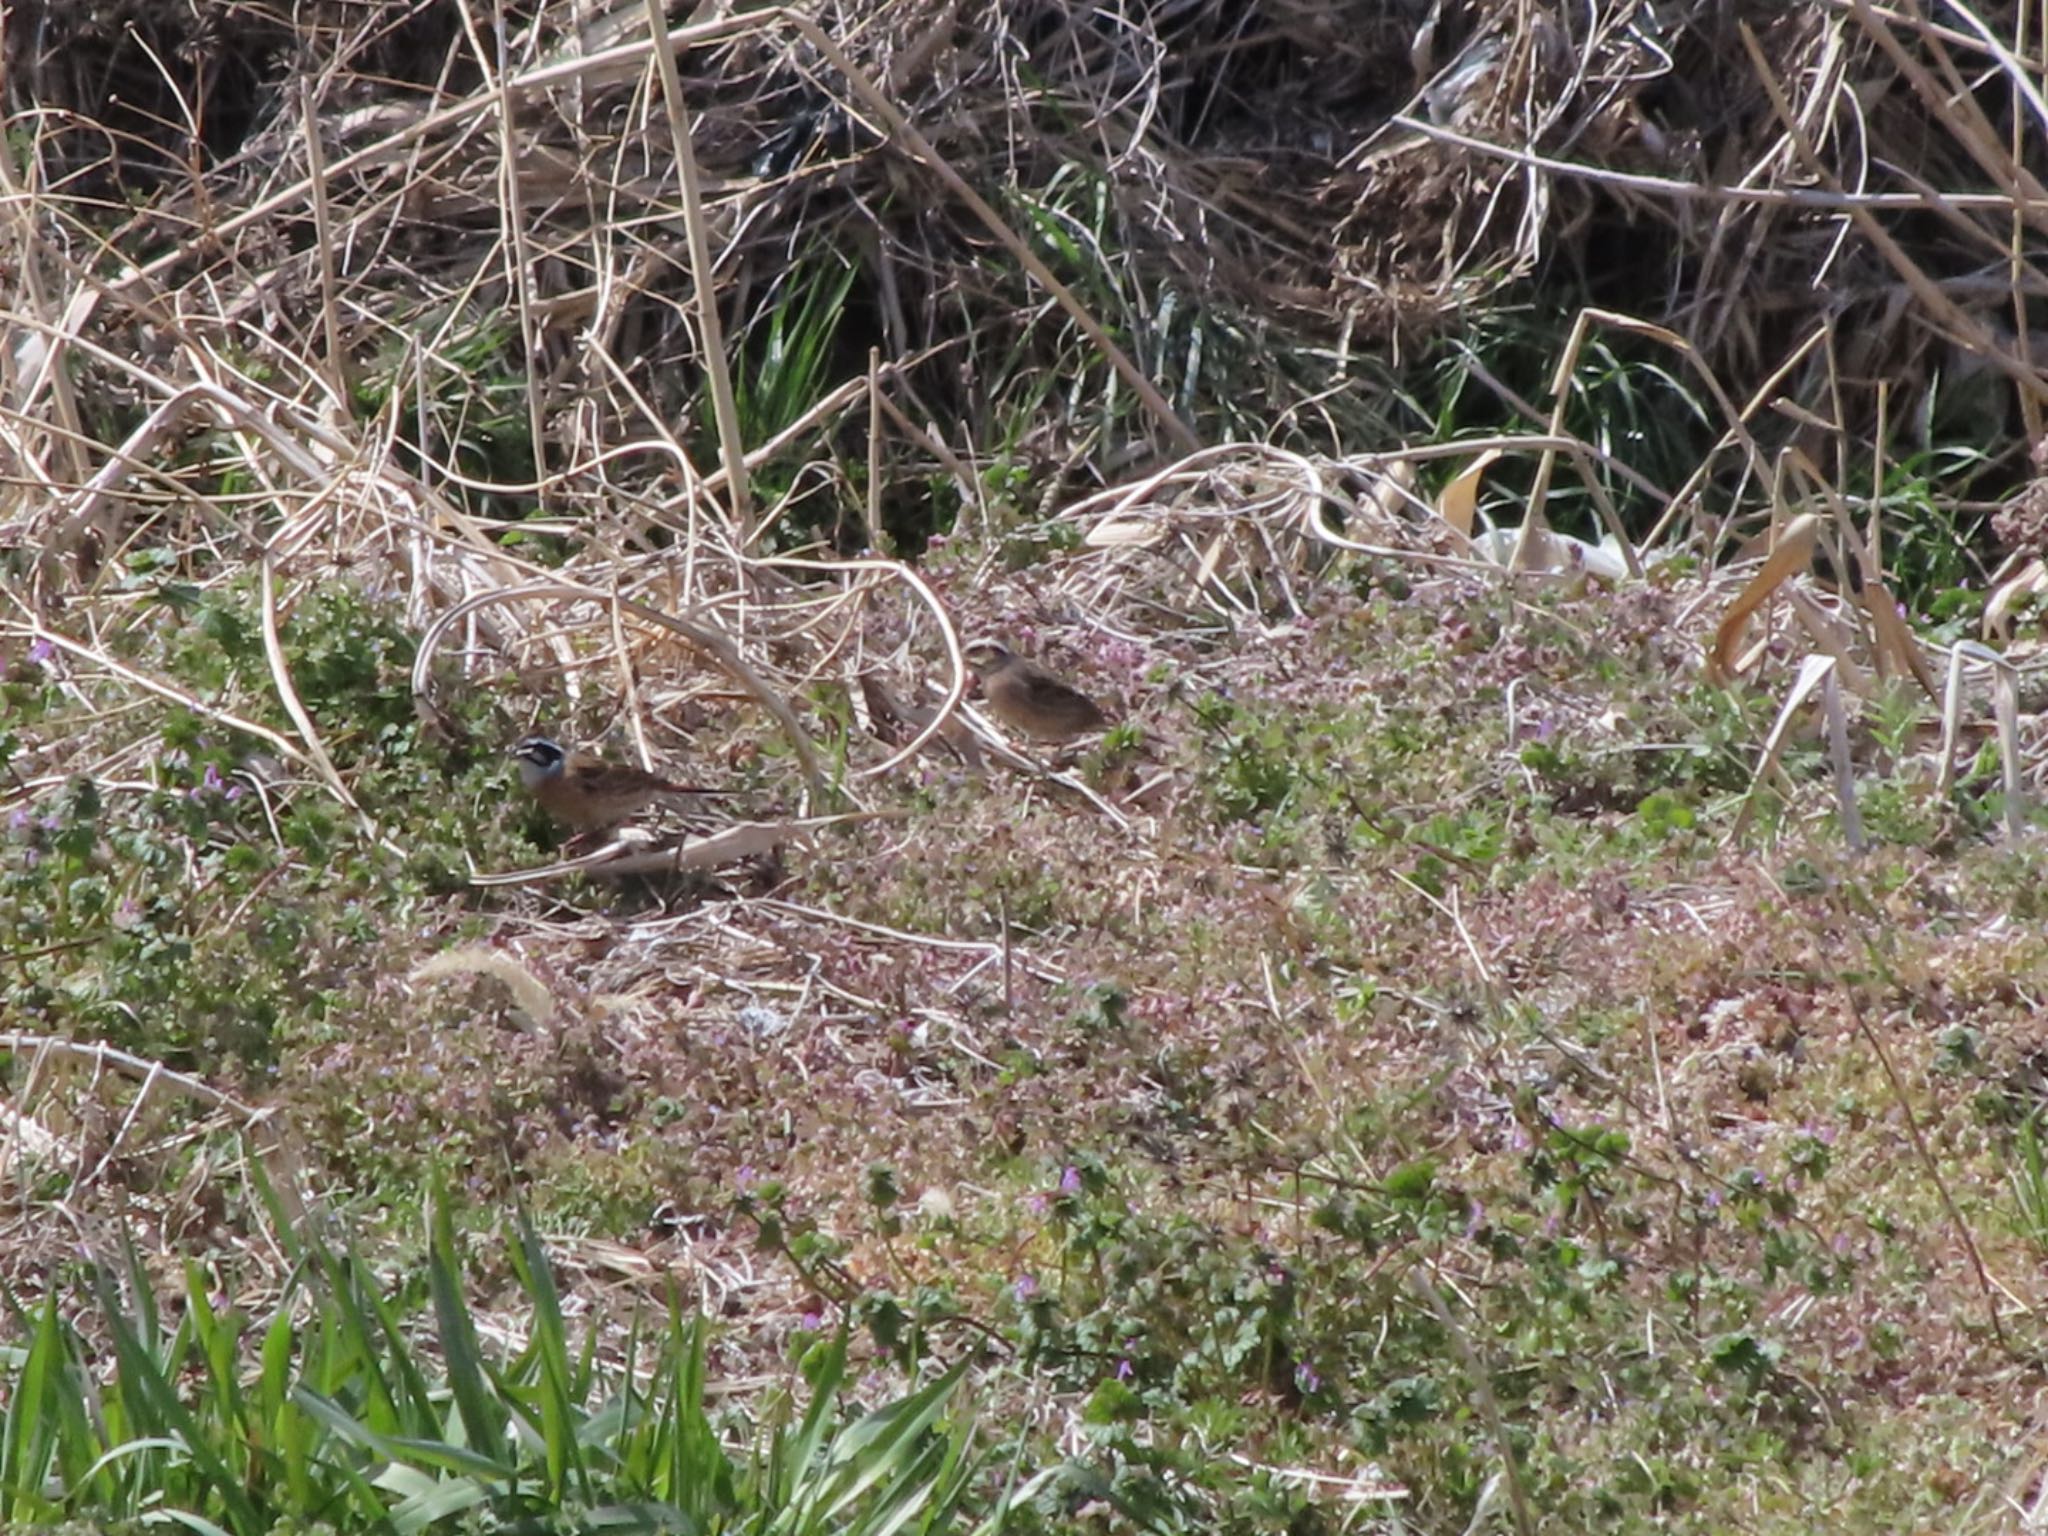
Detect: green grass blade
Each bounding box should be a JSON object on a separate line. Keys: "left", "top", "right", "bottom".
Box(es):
{"left": 289, "top": 1385, "right": 513, "bottom": 1481}
{"left": 87, "top": 1262, "right": 262, "bottom": 1534}
{"left": 770, "top": 1329, "right": 848, "bottom": 1513}
{"left": 336, "top": 1241, "right": 441, "bottom": 1432}
{"left": 0, "top": 1291, "right": 71, "bottom": 1521}
{"left": 254, "top": 1305, "right": 294, "bottom": 1425}
{"left": 383, "top": 1466, "right": 495, "bottom": 1533}
{"left": 184, "top": 1261, "right": 249, "bottom": 1444}
{"left": 805, "top": 1360, "right": 968, "bottom": 1531}
{"left": 143, "top": 1505, "right": 235, "bottom": 1536}
{"left": 580, "top": 1499, "right": 699, "bottom": 1532}
{"left": 302, "top": 1243, "right": 405, "bottom": 1432}
{"left": 426, "top": 1194, "right": 504, "bottom": 1456}
{"left": 648, "top": 1299, "right": 732, "bottom": 1520}
{"left": 506, "top": 1205, "right": 587, "bottom": 1499}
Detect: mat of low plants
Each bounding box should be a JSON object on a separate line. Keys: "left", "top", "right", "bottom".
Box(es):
{"left": 8, "top": 1, "right": 2048, "bottom": 1532}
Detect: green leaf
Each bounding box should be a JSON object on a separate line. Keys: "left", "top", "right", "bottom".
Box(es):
{"left": 507, "top": 1205, "right": 586, "bottom": 1500}
{"left": 1384, "top": 1160, "right": 1437, "bottom": 1202}
{"left": 428, "top": 1193, "right": 504, "bottom": 1456}
{"left": 87, "top": 1262, "right": 261, "bottom": 1533}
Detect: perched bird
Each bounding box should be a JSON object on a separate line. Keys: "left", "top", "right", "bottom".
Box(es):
{"left": 962, "top": 639, "right": 1109, "bottom": 742}
{"left": 509, "top": 736, "right": 719, "bottom": 833}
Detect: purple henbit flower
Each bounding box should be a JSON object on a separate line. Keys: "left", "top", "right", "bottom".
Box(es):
{"left": 1116, "top": 1358, "right": 1134, "bottom": 1381}
{"left": 1295, "top": 1364, "right": 1322, "bottom": 1394}
{"left": 1013, "top": 1274, "right": 1038, "bottom": 1301}
{"left": 1060, "top": 1165, "right": 1082, "bottom": 1195}
{"left": 735, "top": 1164, "right": 757, "bottom": 1189}
{"left": 28, "top": 637, "right": 53, "bottom": 664}
{"left": 801, "top": 1311, "right": 823, "bottom": 1331}
{"left": 202, "top": 764, "right": 224, "bottom": 793}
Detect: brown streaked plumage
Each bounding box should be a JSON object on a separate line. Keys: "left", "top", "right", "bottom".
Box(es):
{"left": 510, "top": 736, "right": 719, "bottom": 832}
{"left": 962, "top": 639, "right": 1109, "bottom": 742}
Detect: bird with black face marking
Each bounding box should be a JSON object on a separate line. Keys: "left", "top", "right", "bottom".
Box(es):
{"left": 961, "top": 639, "right": 1109, "bottom": 743}
{"left": 509, "top": 736, "right": 720, "bottom": 834}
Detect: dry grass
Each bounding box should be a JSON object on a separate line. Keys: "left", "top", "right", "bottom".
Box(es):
{"left": 8, "top": 0, "right": 2048, "bottom": 1528}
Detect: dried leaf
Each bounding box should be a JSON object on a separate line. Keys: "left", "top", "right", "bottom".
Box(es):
{"left": 1710, "top": 513, "right": 1820, "bottom": 680}
{"left": 1983, "top": 557, "right": 2046, "bottom": 643}
{"left": 1437, "top": 448, "right": 1502, "bottom": 537}
{"left": 474, "top": 814, "right": 875, "bottom": 886}
{"left": 1733, "top": 652, "right": 1841, "bottom": 842}
{"left": 1364, "top": 461, "right": 1418, "bottom": 522}
{"left": 1084, "top": 513, "right": 1167, "bottom": 548}
{"left": 1859, "top": 572, "right": 1938, "bottom": 699}
{"left": 1784, "top": 586, "right": 1871, "bottom": 697}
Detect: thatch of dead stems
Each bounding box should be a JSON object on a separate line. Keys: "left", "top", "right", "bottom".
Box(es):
{"left": 9, "top": 0, "right": 2048, "bottom": 528}
{"left": 4, "top": 0, "right": 2048, "bottom": 842}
